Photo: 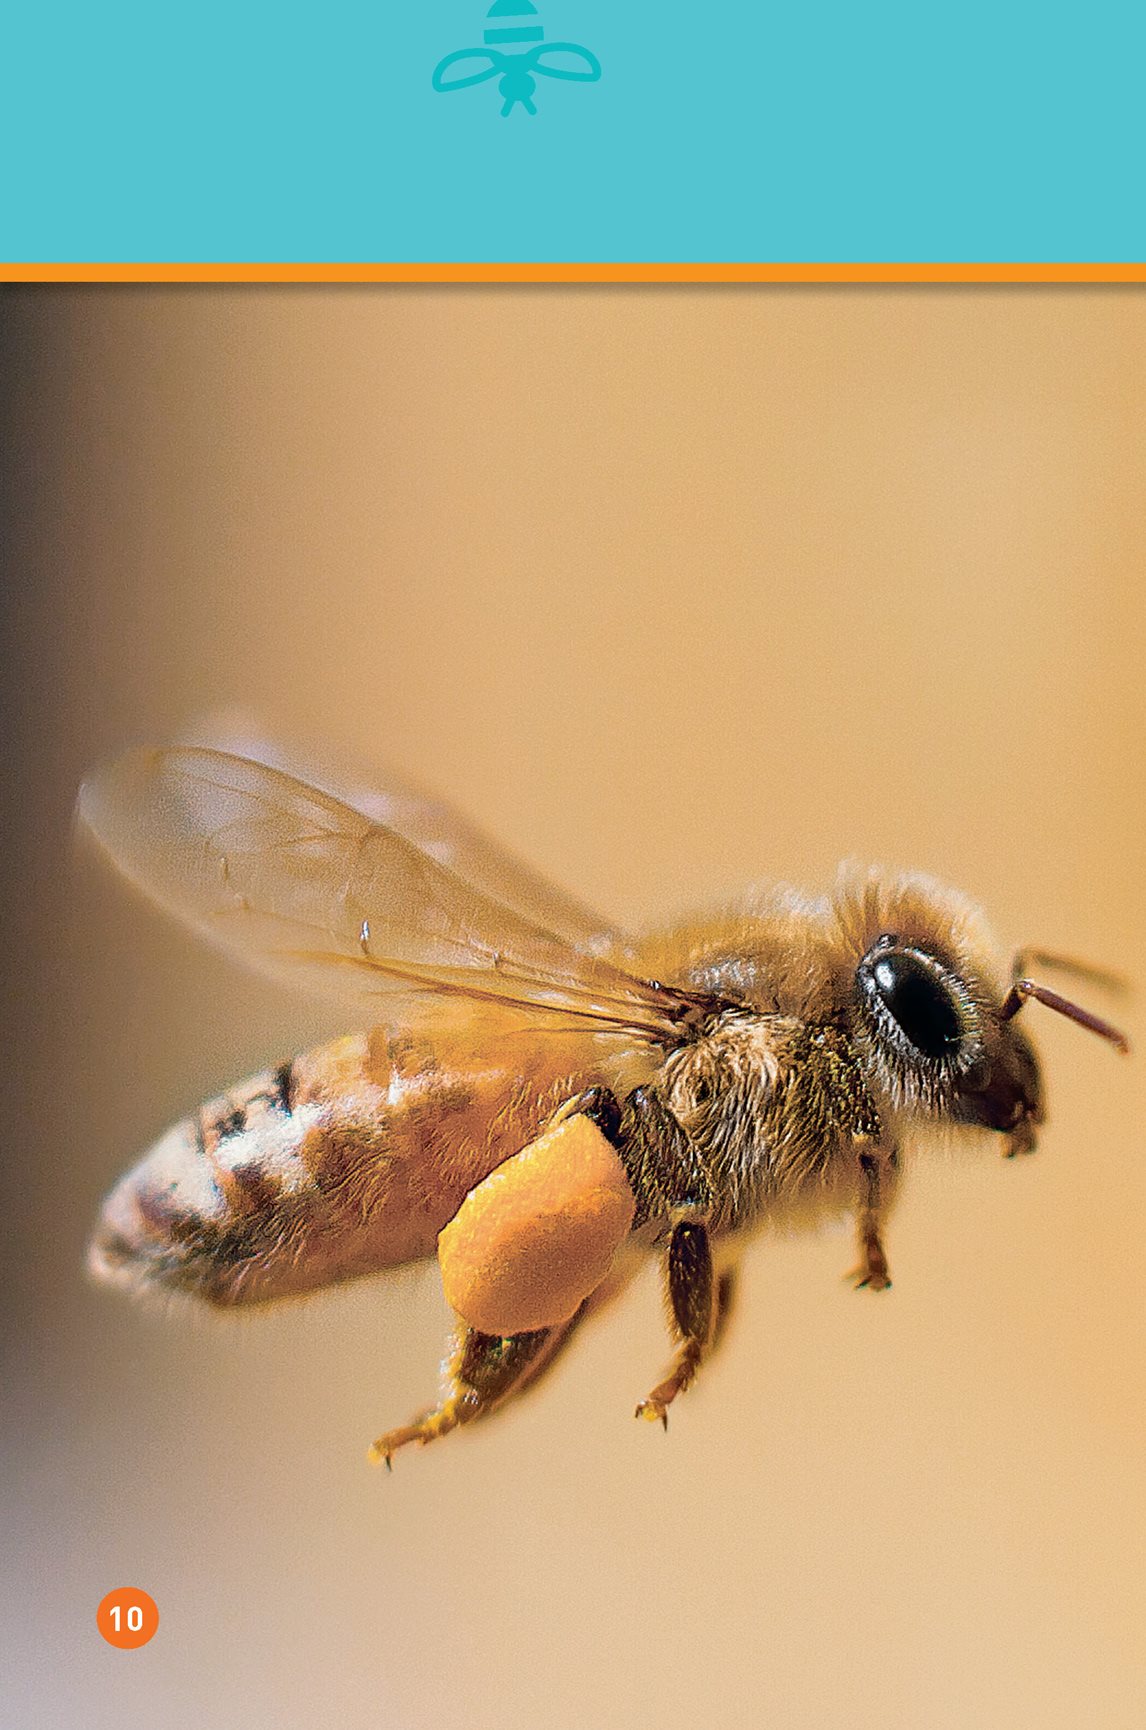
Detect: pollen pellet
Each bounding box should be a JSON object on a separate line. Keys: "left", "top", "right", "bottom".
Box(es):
{"left": 438, "top": 1112, "right": 636, "bottom": 1336}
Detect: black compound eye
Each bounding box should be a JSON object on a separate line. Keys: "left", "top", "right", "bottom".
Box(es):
{"left": 869, "top": 951, "right": 963, "bottom": 1058}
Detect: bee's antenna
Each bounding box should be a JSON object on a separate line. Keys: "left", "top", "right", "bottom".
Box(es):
{"left": 1011, "top": 947, "right": 1130, "bottom": 997}
{"left": 1000, "top": 978, "right": 1130, "bottom": 1054}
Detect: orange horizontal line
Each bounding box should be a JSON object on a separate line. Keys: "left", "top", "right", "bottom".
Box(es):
{"left": 3, "top": 262, "right": 1146, "bottom": 285}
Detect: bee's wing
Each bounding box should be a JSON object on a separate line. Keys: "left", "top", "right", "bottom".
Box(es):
{"left": 432, "top": 48, "right": 503, "bottom": 91}
{"left": 528, "top": 43, "right": 602, "bottom": 81}
{"left": 78, "top": 748, "right": 699, "bottom": 1039}
{"left": 178, "top": 710, "right": 617, "bottom": 951}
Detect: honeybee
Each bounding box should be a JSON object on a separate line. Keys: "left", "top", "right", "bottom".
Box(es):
{"left": 81, "top": 742, "right": 1129, "bottom": 1465}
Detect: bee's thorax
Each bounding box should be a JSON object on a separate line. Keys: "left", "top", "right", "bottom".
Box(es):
{"left": 619, "top": 1012, "right": 882, "bottom": 1233}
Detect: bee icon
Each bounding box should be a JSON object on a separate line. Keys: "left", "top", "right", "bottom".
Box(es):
{"left": 433, "top": 0, "right": 601, "bottom": 117}
{"left": 82, "top": 736, "right": 1130, "bottom": 1466}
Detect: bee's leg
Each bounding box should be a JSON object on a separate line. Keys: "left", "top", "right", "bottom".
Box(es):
{"left": 368, "top": 1309, "right": 585, "bottom": 1468}
{"left": 710, "top": 1259, "right": 740, "bottom": 1355}
{"left": 635, "top": 1217, "right": 716, "bottom": 1428}
{"left": 849, "top": 1141, "right": 898, "bottom": 1291}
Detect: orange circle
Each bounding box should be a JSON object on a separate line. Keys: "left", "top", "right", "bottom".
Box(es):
{"left": 97, "top": 1588, "right": 159, "bottom": 1650}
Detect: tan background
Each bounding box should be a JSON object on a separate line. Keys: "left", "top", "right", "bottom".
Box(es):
{"left": 3, "top": 286, "right": 1144, "bottom": 1729}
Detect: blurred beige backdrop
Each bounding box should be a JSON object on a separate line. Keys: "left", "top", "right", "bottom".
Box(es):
{"left": 2, "top": 286, "right": 1144, "bottom": 1730}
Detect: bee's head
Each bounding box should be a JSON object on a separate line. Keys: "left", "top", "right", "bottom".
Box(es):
{"left": 854, "top": 932, "right": 1045, "bottom": 1146}
{"left": 836, "top": 869, "right": 1127, "bottom": 1151}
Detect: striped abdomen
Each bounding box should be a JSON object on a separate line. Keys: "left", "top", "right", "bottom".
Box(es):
{"left": 89, "top": 1021, "right": 595, "bottom": 1306}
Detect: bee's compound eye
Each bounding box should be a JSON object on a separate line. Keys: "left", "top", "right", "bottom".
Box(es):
{"left": 869, "top": 951, "right": 963, "bottom": 1058}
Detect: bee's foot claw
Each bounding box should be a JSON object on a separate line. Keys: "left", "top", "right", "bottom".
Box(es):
{"left": 637, "top": 1397, "right": 675, "bottom": 1425}
{"left": 847, "top": 1266, "right": 891, "bottom": 1291}
{"left": 368, "top": 1415, "right": 438, "bottom": 1468}
{"left": 635, "top": 1399, "right": 670, "bottom": 1430}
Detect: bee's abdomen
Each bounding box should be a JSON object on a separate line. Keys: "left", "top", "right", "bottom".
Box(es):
{"left": 89, "top": 1029, "right": 590, "bottom": 1307}
{"left": 90, "top": 1058, "right": 325, "bottom": 1303}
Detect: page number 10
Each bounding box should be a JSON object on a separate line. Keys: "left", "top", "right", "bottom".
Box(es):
{"left": 97, "top": 1588, "right": 159, "bottom": 1649}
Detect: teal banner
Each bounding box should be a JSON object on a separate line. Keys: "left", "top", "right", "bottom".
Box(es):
{"left": 2, "top": 2, "right": 1143, "bottom": 262}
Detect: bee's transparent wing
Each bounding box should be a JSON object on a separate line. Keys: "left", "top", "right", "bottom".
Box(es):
{"left": 77, "top": 748, "right": 697, "bottom": 1038}
{"left": 179, "top": 710, "right": 617, "bottom": 953}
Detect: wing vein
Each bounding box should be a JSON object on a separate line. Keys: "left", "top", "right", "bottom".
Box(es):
{"left": 79, "top": 745, "right": 714, "bottom": 1045}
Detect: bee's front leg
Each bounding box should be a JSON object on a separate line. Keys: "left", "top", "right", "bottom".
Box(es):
{"left": 849, "top": 1139, "right": 898, "bottom": 1291}
{"left": 369, "top": 1316, "right": 580, "bottom": 1468}
{"left": 636, "top": 1216, "right": 717, "bottom": 1428}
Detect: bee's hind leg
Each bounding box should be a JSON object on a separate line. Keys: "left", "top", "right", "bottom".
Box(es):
{"left": 369, "top": 1312, "right": 582, "bottom": 1469}
{"left": 636, "top": 1217, "right": 721, "bottom": 1429}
